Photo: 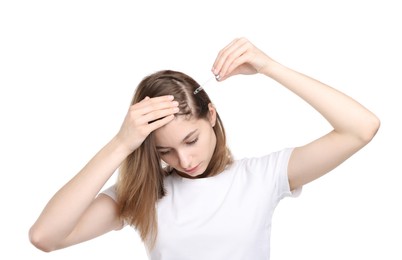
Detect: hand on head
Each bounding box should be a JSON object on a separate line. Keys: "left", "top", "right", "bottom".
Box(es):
{"left": 116, "top": 95, "right": 179, "bottom": 153}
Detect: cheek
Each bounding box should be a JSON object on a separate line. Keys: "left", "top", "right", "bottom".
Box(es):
{"left": 204, "top": 129, "right": 217, "bottom": 155}
{"left": 160, "top": 154, "right": 176, "bottom": 166}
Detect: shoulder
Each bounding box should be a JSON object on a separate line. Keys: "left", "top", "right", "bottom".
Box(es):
{"left": 233, "top": 147, "right": 294, "bottom": 173}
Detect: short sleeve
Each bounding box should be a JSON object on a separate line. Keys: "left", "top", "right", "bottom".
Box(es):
{"left": 274, "top": 147, "right": 302, "bottom": 200}
{"left": 100, "top": 184, "right": 117, "bottom": 202}
{"left": 100, "top": 184, "right": 129, "bottom": 227}
{"left": 244, "top": 147, "right": 302, "bottom": 205}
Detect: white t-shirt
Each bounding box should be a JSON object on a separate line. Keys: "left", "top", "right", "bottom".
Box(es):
{"left": 102, "top": 147, "right": 300, "bottom": 260}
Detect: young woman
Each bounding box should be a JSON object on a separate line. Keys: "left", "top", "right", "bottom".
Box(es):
{"left": 29, "top": 38, "right": 380, "bottom": 259}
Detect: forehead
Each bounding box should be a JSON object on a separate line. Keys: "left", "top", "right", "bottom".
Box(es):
{"left": 153, "top": 116, "right": 207, "bottom": 145}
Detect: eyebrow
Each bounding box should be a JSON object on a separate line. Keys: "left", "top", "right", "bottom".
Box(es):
{"left": 156, "top": 129, "right": 198, "bottom": 149}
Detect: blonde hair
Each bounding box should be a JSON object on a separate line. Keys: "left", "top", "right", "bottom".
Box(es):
{"left": 116, "top": 70, "right": 232, "bottom": 247}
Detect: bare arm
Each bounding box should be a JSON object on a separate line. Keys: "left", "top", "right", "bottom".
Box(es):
{"left": 29, "top": 137, "right": 129, "bottom": 252}
{"left": 212, "top": 37, "right": 380, "bottom": 190}
{"left": 29, "top": 95, "right": 179, "bottom": 252}
{"left": 262, "top": 61, "right": 380, "bottom": 190}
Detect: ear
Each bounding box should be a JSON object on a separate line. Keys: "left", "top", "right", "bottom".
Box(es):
{"left": 208, "top": 103, "right": 217, "bottom": 127}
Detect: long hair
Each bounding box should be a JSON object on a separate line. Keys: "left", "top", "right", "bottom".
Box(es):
{"left": 116, "top": 70, "right": 232, "bottom": 247}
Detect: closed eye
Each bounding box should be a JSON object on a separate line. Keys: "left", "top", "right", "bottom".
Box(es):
{"left": 157, "top": 135, "right": 198, "bottom": 156}
{"left": 186, "top": 137, "right": 198, "bottom": 145}
{"left": 159, "top": 150, "right": 171, "bottom": 155}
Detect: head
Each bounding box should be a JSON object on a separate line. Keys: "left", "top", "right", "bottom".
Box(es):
{"left": 116, "top": 70, "right": 232, "bottom": 246}
{"left": 154, "top": 105, "right": 217, "bottom": 179}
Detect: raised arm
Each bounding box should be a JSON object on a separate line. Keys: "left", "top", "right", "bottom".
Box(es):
{"left": 212, "top": 37, "right": 380, "bottom": 190}
{"left": 29, "top": 95, "right": 179, "bottom": 252}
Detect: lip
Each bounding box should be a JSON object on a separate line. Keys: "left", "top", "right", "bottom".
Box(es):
{"left": 184, "top": 163, "right": 201, "bottom": 175}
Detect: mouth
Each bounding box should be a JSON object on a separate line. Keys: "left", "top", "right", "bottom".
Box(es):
{"left": 184, "top": 163, "right": 201, "bottom": 175}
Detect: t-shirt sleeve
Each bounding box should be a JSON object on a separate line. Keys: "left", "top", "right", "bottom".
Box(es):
{"left": 100, "top": 184, "right": 117, "bottom": 202}
{"left": 245, "top": 147, "right": 302, "bottom": 205}
{"left": 100, "top": 185, "right": 130, "bottom": 228}
{"left": 273, "top": 147, "right": 302, "bottom": 200}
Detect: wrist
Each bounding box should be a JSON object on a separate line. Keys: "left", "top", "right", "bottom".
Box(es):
{"left": 259, "top": 60, "right": 285, "bottom": 78}
{"left": 109, "top": 135, "right": 135, "bottom": 157}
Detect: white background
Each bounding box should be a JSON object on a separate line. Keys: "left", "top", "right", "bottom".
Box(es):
{"left": 1, "top": 0, "right": 401, "bottom": 259}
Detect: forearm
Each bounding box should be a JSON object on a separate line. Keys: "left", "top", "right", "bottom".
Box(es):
{"left": 30, "top": 136, "right": 130, "bottom": 242}
{"left": 261, "top": 61, "right": 380, "bottom": 142}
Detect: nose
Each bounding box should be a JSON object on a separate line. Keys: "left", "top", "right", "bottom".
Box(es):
{"left": 177, "top": 150, "right": 191, "bottom": 169}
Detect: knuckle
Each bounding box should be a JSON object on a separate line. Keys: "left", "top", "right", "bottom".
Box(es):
{"left": 227, "top": 53, "right": 236, "bottom": 60}
{"left": 130, "top": 102, "right": 140, "bottom": 110}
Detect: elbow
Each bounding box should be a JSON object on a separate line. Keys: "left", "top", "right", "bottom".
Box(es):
{"left": 29, "top": 226, "right": 56, "bottom": 253}
{"left": 359, "top": 114, "right": 381, "bottom": 144}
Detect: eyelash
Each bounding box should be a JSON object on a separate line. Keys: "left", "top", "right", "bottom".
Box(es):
{"left": 187, "top": 138, "right": 198, "bottom": 145}
{"left": 159, "top": 138, "right": 198, "bottom": 156}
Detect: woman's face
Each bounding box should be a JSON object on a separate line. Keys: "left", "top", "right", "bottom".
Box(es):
{"left": 154, "top": 105, "right": 217, "bottom": 178}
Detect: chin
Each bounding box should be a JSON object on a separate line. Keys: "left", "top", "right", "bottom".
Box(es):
{"left": 187, "top": 171, "right": 204, "bottom": 178}
{"left": 179, "top": 170, "right": 203, "bottom": 179}
{"left": 178, "top": 164, "right": 207, "bottom": 179}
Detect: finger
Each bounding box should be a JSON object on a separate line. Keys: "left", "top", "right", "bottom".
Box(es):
{"left": 147, "top": 114, "right": 176, "bottom": 132}
{"left": 141, "top": 96, "right": 150, "bottom": 102}
{"left": 212, "top": 38, "right": 248, "bottom": 77}
{"left": 141, "top": 106, "right": 180, "bottom": 125}
{"left": 133, "top": 95, "right": 174, "bottom": 110}
{"left": 219, "top": 40, "right": 251, "bottom": 78}
{"left": 212, "top": 38, "right": 240, "bottom": 75}
{"left": 221, "top": 52, "right": 255, "bottom": 80}
{"left": 137, "top": 101, "right": 179, "bottom": 121}
{"left": 132, "top": 97, "right": 178, "bottom": 116}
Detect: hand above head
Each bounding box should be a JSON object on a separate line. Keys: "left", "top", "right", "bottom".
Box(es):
{"left": 115, "top": 95, "right": 179, "bottom": 153}
{"left": 211, "top": 37, "right": 274, "bottom": 81}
